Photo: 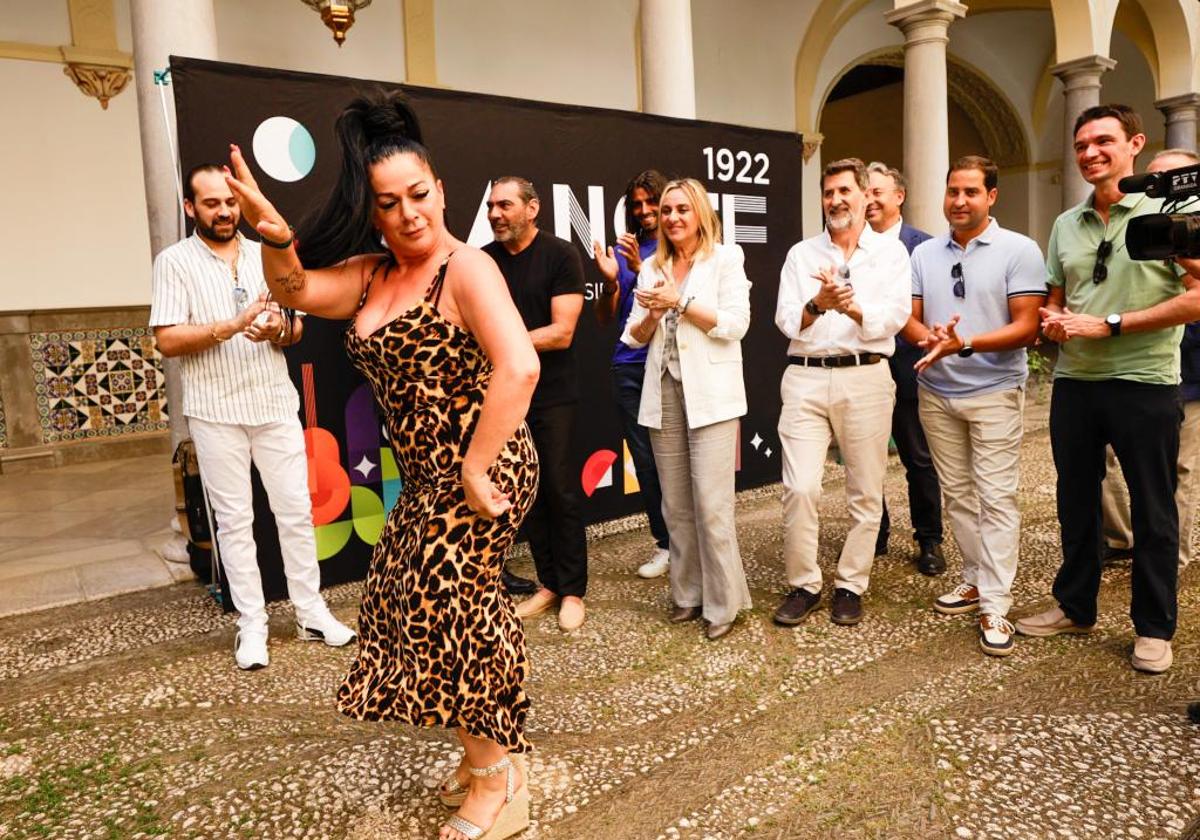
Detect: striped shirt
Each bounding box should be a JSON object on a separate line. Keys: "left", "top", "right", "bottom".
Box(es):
{"left": 149, "top": 233, "right": 299, "bottom": 425}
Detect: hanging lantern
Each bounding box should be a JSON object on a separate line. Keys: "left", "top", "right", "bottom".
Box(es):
{"left": 300, "top": 0, "right": 373, "bottom": 47}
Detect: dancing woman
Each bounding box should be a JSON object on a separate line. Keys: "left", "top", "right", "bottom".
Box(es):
{"left": 226, "top": 91, "right": 538, "bottom": 840}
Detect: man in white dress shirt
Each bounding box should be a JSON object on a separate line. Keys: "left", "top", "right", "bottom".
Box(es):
{"left": 150, "top": 164, "right": 355, "bottom": 671}
{"left": 772, "top": 158, "right": 912, "bottom": 627}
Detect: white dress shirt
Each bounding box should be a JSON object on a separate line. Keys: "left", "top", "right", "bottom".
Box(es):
{"left": 775, "top": 225, "right": 912, "bottom": 358}
{"left": 879, "top": 217, "right": 903, "bottom": 239}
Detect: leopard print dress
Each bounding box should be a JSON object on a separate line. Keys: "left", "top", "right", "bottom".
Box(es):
{"left": 336, "top": 254, "right": 538, "bottom": 753}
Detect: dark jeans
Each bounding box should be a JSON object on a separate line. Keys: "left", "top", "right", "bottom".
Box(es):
{"left": 1050, "top": 378, "right": 1180, "bottom": 639}
{"left": 880, "top": 341, "right": 943, "bottom": 544}
{"left": 523, "top": 402, "right": 589, "bottom": 597}
{"left": 612, "top": 363, "right": 669, "bottom": 549}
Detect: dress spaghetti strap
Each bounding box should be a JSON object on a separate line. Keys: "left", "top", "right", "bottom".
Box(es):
{"left": 427, "top": 251, "right": 457, "bottom": 309}
{"left": 359, "top": 253, "right": 395, "bottom": 311}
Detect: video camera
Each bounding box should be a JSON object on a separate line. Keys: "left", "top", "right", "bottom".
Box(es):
{"left": 1121, "top": 164, "right": 1200, "bottom": 260}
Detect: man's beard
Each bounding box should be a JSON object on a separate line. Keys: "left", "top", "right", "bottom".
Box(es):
{"left": 826, "top": 208, "right": 854, "bottom": 231}
{"left": 197, "top": 216, "right": 237, "bottom": 242}
{"left": 493, "top": 218, "right": 528, "bottom": 244}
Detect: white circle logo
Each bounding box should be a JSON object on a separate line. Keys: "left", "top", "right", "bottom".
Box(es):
{"left": 252, "top": 116, "right": 316, "bottom": 182}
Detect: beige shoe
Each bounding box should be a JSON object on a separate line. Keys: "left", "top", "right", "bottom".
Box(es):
{"left": 1131, "top": 636, "right": 1173, "bottom": 673}
{"left": 1014, "top": 606, "right": 1096, "bottom": 638}
{"left": 558, "top": 596, "right": 585, "bottom": 631}
{"left": 443, "top": 754, "right": 529, "bottom": 840}
{"left": 515, "top": 588, "right": 559, "bottom": 620}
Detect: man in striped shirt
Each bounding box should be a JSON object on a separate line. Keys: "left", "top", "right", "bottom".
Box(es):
{"left": 150, "top": 164, "right": 354, "bottom": 671}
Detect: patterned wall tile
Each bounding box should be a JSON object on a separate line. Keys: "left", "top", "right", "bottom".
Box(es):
{"left": 0, "top": 389, "right": 7, "bottom": 449}
{"left": 29, "top": 329, "right": 169, "bottom": 444}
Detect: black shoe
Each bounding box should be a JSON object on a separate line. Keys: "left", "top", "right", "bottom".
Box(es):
{"left": 1102, "top": 545, "right": 1134, "bottom": 568}
{"left": 1188, "top": 702, "right": 1200, "bottom": 724}
{"left": 874, "top": 531, "right": 890, "bottom": 557}
{"left": 501, "top": 569, "right": 537, "bottom": 596}
{"left": 830, "top": 587, "right": 863, "bottom": 625}
{"left": 916, "top": 541, "right": 946, "bottom": 576}
{"left": 773, "top": 588, "right": 820, "bottom": 626}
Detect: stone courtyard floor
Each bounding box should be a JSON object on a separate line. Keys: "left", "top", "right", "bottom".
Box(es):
{"left": 2, "top": 407, "right": 1200, "bottom": 839}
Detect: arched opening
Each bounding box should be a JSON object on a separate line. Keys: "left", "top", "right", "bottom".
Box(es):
{"left": 817, "top": 50, "right": 1032, "bottom": 232}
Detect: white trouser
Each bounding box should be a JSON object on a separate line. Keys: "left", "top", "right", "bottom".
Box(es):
{"left": 189, "top": 416, "right": 327, "bottom": 634}
{"left": 918, "top": 386, "right": 1024, "bottom": 617}
{"left": 779, "top": 362, "right": 895, "bottom": 595}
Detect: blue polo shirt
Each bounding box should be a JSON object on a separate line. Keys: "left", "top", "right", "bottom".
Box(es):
{"left": 611, "top": 236, "right": 660, "bottom": 366}
{"left": 912, "top": 219, "right": 1047, "bottom": 398}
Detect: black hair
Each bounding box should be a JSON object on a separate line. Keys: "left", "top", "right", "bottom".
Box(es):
{"left": 296, "top": 89, "right": 438, "bottom": 268}
{"left": 623, "top": 170, "right": 667, "bottom": 235}
{"left": 183, "top": 163, "right": 224, "bottom": 203}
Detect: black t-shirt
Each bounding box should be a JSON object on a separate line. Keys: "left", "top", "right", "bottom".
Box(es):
{"left": 484, "top": 230, "right": 586, "bottom": 407}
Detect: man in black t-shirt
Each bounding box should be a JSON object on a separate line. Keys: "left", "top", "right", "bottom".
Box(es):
{"left": 483, "top": 176, "right": 589, "bottom": 631}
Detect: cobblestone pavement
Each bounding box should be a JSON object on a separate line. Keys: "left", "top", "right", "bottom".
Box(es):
{"left": 2, "top": 414, "right": 1200, "bottom": 839}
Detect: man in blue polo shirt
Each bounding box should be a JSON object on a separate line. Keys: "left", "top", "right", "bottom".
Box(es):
{"left": 593, "top": 170, "right": 672, "bottom": 578}
{"left": 903, "top": 155, "right": 1046, "bottom": 656}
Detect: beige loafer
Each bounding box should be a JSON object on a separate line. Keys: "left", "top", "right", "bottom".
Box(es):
{"left": 1131, "top": 636, "right": 1173, "bottom": 673}
{"left": 1014, "top": 606, "right": 1096, "bottom": 638}
{"left": 515, "top": 588, "right": 559, "bottom": 620}
{"left": 558, "top": 596, "right": 586, "bottom": 631}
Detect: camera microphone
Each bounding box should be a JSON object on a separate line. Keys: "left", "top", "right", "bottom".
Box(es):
{"left": 1119, "top": 164, "right": 1200, "bottom": 199}
{"left": 1118, "top": 173, "right": 1158, "bottom": 196}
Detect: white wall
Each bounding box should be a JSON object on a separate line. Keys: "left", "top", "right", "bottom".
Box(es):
{"left": 0, "top": 59, "right": 151, "bottom": 310}
{"left": 436, "top": 0, "right": 638, "bottom": 110}
{"left": 215, "top": 0, "right": 406, "bottom": 82}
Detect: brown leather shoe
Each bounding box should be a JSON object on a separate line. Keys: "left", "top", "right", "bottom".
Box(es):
{"left": 773, "top": 588, "right": 820, "bottom": 626}
{"left": 830, "top": 588, "right": 863, "bottom": 625}
{"left": 705, "top": 621, "right": 734, "bottom": 640}
{"left": 669, "top": 605, "right": 703, "bottom": 623}
{"left": 515, "top": 588, "right": 559, "bottom": 620}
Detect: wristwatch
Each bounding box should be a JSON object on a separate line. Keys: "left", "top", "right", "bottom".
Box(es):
{"left": 1106, "top": 313, "right": 1123, "bottom": 336}
{"left": 805, "top": 299, "right": 824, "bottom": 317}
{"left": 957, "top": 340, "right": 975, "bottom": 358}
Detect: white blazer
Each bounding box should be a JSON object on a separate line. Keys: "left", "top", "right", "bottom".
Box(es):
{"left": 621, "top": 242, "right": 751, "bottom": 430}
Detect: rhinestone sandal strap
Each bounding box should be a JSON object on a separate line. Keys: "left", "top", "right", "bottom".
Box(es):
{"left": 444, "top": 815, "right": 484, "bottom": 839}
{"left": 466, "top": 755, "right": 512, "bottom": 778}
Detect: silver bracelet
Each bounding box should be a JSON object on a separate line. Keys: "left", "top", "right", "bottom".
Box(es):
{"left": 679, "top": 296, "right": 695, "bottom": 316}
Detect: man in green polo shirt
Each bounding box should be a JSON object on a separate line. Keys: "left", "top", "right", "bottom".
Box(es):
{"left": 1016, "top": 104, "right": 1200, "bottom": 674}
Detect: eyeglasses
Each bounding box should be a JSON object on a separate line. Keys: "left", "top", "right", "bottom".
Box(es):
{"left": 838, "top": 264, "right": 851, "bottom": 288}
{"left": 232, "top": 286, "right": 249, "bottom": 311}
{"left": 1093, "top": 240, "right": 1113, "bottom": 284}
{"left": 951, "top": 262, "right": 965, "bottom": 298}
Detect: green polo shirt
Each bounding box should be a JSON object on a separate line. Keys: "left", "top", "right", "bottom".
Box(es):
{"left": 1047, "top": 191, "right": 1186, "bottom": 384}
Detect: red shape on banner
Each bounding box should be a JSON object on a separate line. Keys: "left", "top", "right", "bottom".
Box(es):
{"left": 302, "top": 363, "right": 352, "bottom": 525}
{"left": 580, "top": 449, "right": 618, "bottom": 498}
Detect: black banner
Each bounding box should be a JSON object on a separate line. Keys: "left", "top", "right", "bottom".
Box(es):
{"left": 171, "top": 57, "right": 802, "bottom": 590}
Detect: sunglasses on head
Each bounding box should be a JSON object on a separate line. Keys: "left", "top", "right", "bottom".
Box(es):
{"left": 951, "top": 262, "right": 965, "bottom": 298}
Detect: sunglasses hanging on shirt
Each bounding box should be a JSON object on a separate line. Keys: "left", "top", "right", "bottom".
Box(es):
{"left": 1092, "top": 239, "right": 1113, "bottom": 284}
{"left": 951, "top": 262, "right": 965, "bottom": 298}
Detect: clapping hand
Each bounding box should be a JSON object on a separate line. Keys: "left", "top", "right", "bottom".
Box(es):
{"left": 1039, "top": 306, "right": 1106, "bottom": 342}
{"left": 914, "top": 315, "right": 964, "bottom": 372}
{"left": 634, "top": 275, "right": 681, "bottom": 319}
{"left": 810, "top": 265, "right": 856, "bottom": 315}
{"left": 244, "top": 293, "right": 285, "bottom": 343}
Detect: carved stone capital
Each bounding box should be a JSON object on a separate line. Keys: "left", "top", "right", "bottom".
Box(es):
{"left": 62, "top": 63, "right": 131, "bottom": 110}
{"left": 802, "top": 133, "right": 824, "bottom": 163}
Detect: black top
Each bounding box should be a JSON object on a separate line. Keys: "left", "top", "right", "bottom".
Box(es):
{"left": 484, "top": 230, "right": 586, "bottom": 408}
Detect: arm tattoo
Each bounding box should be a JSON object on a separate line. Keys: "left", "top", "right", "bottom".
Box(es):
{"left": 275, "top": 266, "right": 306, "bottom": 293}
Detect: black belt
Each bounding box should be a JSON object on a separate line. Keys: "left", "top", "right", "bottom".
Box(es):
{"left": 788, "top": 353, "right": 884, "bottom": 368}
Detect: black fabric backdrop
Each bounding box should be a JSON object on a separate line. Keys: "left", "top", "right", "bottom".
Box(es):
{"left": 171, "top": 56, "right": 803, "bottom": 599}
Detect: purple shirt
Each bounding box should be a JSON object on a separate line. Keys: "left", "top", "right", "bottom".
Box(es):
{"left": 611, "top": 236, "right": 659, "bottom": 366}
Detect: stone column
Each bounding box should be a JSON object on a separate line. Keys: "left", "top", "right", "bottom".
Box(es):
{"left": 1156, "top": 93, "right": 1200, "bottom": 153}
{"left": 885, "top": 0, "right": 967, "bottom": 236}
{"left": 130, "top": 0, "right": 218, "bottom": 450}
{"left": 1051, "top": 55, "right": 1117, "bottom": 209}
{"left": 640, "top": 0, "right": 696, "bottom": 119}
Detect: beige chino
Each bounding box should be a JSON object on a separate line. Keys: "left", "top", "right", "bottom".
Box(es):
{"left": 918, "top": 386, "right": 1024, "bottom": 617}
{"left": 779, "top": 362, "right": 895, "bottom": 595}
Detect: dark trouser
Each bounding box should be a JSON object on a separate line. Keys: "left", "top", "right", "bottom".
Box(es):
{"left": 523, "top": 402, "right": 589, "bottom": 597}
{"left": 880, "top": 340, "right": 943, "bottom": 544}
{"left": 1050, "top": 378, "right": 1180, "bottom": 639}
{"left": 612, "top": 363, "right": 669, "bottom": 550}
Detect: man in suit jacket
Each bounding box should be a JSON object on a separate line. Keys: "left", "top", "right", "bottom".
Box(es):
{"left": 865, "top": 162, "right": 946, "bottom": 575}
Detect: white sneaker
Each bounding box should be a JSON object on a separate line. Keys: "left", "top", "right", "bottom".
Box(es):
{"left": 637, "top": 547, "right": 670, "bottom": 579}
{"left": 235, "top": 630, "right": 269, "bottom": 670}
{"left": 296, "top": 612, "right": 357, "bottom": 647}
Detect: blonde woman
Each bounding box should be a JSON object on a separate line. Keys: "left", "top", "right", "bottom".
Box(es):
{"left": 621, "top": 178, "right": 753, "bottom": 640}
